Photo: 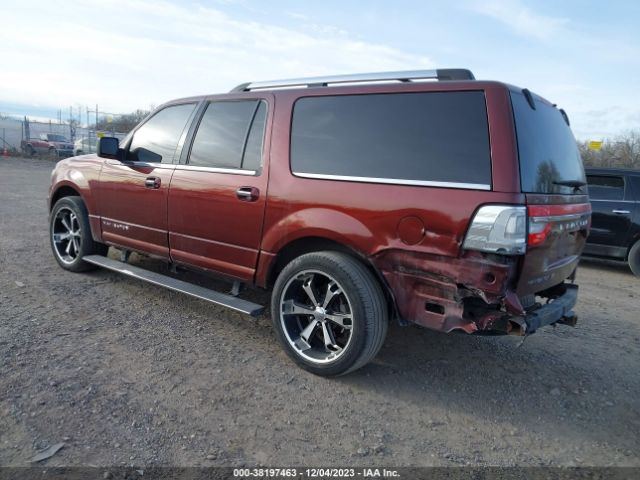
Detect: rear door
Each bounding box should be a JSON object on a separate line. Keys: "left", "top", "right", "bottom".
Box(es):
{"left": 167, "top": 96, "right": 271, "bottom": 281}
{"left": 585, "top": 173, "right": 632, "bottom": 258}
{"left": 509, "top": 89, "right": 591, "bottom": 295}
{"left": 96, "top": 102, "right": 198, "bottom": 258}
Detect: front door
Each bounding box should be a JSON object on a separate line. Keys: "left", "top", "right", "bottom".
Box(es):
{"left": 96, "top": 102, "right": 198, "bottom": 258}
{"left": 168, "top": 96, "right": 271, "bottom": 281}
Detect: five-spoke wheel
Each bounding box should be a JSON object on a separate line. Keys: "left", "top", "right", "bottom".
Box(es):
{"left": 271, "top": 251, "right": 388, "bottom": 376}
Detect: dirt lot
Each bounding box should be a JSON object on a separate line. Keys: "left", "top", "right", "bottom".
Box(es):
{"left": 1, "top": 156, "right": 639, "bottom": 468}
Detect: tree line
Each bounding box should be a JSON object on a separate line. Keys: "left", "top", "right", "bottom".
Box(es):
{"left": 578, "top": 130, "right": 640, "bottom": 169}
{"left": 91, "top": 109, "right": 150, "bottom": 133}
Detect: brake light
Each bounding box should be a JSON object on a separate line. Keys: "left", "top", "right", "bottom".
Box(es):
{"left": 527, "top": 204, "right": 592, "bottom": 247}
{"left": 528, "top": 220, "right": 552, "bottom": 246}
{"left": 463, "top": 203, "right": 591, "bottom": 255}
{"left": 463, "top": 205, "right": 527, "bottom": 255}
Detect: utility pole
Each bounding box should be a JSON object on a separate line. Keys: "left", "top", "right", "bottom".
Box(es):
{"left": 87, "top": 106, "right": 91, "bottom": 151}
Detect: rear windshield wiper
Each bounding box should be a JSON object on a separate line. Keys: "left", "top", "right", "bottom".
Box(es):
{"left": 553, "top": 180, "right": 586, "bottom": 192}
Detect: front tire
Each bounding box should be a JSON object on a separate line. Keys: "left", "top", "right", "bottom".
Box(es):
{"left": 271, "top": 251, "right": 388, "bottom": 376}
{"left": 49, "top": 196, "right": 107, "bottom": 272}
{"left": 629, "top": 240, "right": 640, "bottom": 277}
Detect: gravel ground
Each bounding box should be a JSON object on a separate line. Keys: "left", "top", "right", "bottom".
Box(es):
{"left": 1, "top": 156, "right": 639, "bottom": 468}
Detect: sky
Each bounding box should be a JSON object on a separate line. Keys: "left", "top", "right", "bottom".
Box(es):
{"left": 1, "top": 0, "right": 639, "bottom": 140}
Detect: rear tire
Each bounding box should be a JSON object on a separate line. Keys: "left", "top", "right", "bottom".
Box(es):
{"left": 271, "top": 251, "right": 388, "bottom": 376}
{"left": 50, "top": 196, "right": 108, "bottom": 272}
{"left": 629, "top": 240, "right": 640, "bottom": 277}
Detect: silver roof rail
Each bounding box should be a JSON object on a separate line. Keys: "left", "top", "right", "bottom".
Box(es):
{"left": 230, "top": 69, "right": 475, "bottom": 92}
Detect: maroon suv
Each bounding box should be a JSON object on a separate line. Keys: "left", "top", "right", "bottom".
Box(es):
{"left": 48, "top": 69, "right": 591, "bottom": 375}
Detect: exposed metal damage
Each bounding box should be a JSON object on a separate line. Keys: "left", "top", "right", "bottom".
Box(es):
{"left": 372, "top": 249, "right": 578, "bottom": 336}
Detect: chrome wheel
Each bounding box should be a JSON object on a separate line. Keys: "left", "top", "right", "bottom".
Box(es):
{"left": 52, "top": 207, "right": 82, "bottom": 264}
{"left": 279, "top": 269, "right": 354, "bottom": 364}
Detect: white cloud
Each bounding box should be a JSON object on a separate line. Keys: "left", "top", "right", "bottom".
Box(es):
{"left": 0, "top": 0, "right": 433, "bottom": 113}
{"left": 466, "top": 0, "right": 569, "bottom": 40}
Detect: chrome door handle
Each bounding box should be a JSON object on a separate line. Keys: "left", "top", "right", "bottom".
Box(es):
{"left": 236, "top": 186, "right": 259, "bottom": 202}
{"left": 145, "top": 176, "right": 161, "bottom": 189}
{"left": 612, "top": 209, "right": 630, "bottom": 215}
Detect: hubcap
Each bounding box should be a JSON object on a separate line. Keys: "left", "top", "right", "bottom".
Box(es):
{"left": 280, "top": 270, "right": 354, "bottom": 364}
{"left": 52, "top": 207, "right": 82, "bottom": 264}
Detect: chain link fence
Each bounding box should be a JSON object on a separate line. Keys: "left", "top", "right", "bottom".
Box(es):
{"left": 1, "top": 116, "right": 126, "bottom": 157}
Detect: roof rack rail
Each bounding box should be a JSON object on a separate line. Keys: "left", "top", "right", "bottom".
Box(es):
{"left": 230, "top": 69, "right": 475, "bottom": 92}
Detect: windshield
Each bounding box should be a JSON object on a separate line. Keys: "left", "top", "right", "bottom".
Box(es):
{"left": 47, "top": 134, "right": 68, "bottom": 142}
{"left": 511, "top": 90, "right": 585, "bottom": 194}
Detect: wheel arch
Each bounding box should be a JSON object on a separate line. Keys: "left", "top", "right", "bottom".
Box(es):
{"left": 264, "top": 236, "right": 401, "bottom": 323}
{"left": 50, "top": 184, "right": 82, "bottom": 211}
{"left": 626, "top": 230, "right": 640, "bottom": 260}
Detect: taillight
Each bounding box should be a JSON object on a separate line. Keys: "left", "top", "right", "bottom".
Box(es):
{"left": 528, "top": 219, "right": 552, "bottom": 246}
{"left": 463, "top": 205, "right": 527, "bottom": 255}
{"left": 464, "top": 204, "right": 591, "bottom": 255}
{"left": 527, "top": 204, "right": 592, "bottom": 247}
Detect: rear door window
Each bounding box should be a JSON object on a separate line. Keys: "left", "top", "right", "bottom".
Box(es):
{"left": 290, "top": 91, "right": 491, "bottom": 189}
{"left": 188, "top": 100, "right": 267, "bottom": 171}
{"left": 587, "top": 175, "right": 625, "bottom": 201}
{"left": 511, "top": 91, "right": 585, "bottom": 194}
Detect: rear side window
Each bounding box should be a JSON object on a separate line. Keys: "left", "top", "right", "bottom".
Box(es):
{"left": 511, "top": 91, "right": 585, "bottom": 194}
{"left": 290, "top": 91, "right": 491, "bottom": 188}
{"left": 587, "top": 175, "right": 625, "bottom": 200}
{"left": 128, "top": 103, "right": 196, "bottom": 163}
{"left": 242, "top": 102, "right": 267, "bottom": 171}
{"left": 189, "top": 100, "right": 266, "bottom": 171}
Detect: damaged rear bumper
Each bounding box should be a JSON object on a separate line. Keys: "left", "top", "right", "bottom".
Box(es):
{"left": 518, "top": 283, "right": 578, "bottom": 334}
{"left": 371, "top": 249, "right": 579, "bottom": 336}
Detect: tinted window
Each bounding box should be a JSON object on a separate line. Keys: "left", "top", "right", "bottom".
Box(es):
{"left": 629, "top": 176, "right": 640, "bottom": 200}
{"left": 511, "top": 91, "right": 585, "bottom": 194}
{"left": 128, "top": 103, "right": 196, "bottom": 163}
{"left": 290, "top": 92, "right": 491, "bottom": 187}
{"left": 189, "top": 100, "right": 266, "bottom": 170}
{"left": 242, "top": 102, "right": 267, "bottom": 171}
{"left": 587, "top": 175, "right": 625, "bottom": 200}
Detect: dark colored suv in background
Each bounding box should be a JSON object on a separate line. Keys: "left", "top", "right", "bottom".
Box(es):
{"left": 585, "top": 168, "right": 640, "bottom": 275}
{"left": 48, "top": 69, "right": 591, "bottom": 375}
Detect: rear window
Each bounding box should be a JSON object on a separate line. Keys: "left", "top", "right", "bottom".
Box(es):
{"left": 511, "top": 91, "right": 585, "bottom": 194}
{"left": 290, "top": 91, "right": 491, "bottom": 189}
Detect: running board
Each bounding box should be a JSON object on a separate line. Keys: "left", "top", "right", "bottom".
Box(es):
{"left": 83, "top": 255, "right": 264, "bottom": 316}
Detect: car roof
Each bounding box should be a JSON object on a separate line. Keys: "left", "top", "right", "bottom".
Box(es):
{"left": 164, "top": 80, "right": 514, "bottom": 105}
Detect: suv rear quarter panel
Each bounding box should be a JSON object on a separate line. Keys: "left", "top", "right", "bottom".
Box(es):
{"left": 257, "top": 82, "right": 525, "bottom": 330}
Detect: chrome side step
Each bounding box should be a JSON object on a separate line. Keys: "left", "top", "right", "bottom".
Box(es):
{"left": 83, "top": 255, "right": 264, "bottom": 316}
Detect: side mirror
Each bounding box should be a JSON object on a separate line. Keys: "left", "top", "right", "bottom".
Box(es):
{"left": 98, "top": 137, "right": 120, "bottom": 159}
{"left": 134, "top": 147, "right": 162, "bottom": 164}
